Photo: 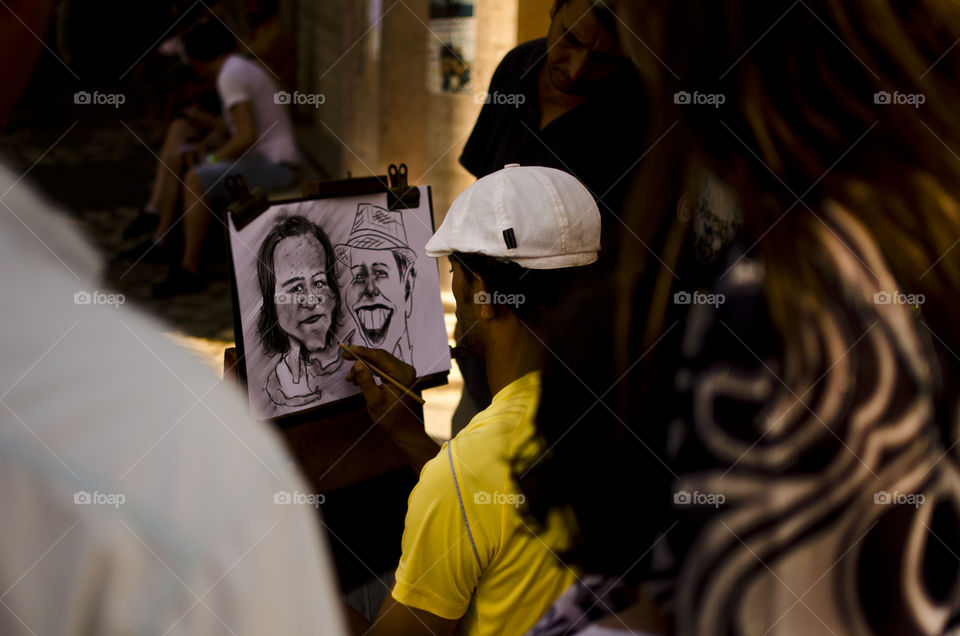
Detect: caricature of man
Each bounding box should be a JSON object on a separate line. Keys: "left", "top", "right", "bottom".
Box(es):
{"left": 335, "top": 204, "right": 417, "bottom": 365}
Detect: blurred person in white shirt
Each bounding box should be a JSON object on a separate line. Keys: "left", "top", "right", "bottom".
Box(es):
{"left": 0, "top": 3, "right": 346, "bottom": 634}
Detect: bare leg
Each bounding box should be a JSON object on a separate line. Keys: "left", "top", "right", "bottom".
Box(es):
{"left": 147, "top": 118, "right": 196, "bottom": 207}
{"left": 180, "top": 169, "right": 210, "bottom": 273}
{"left": 149, "top": 119, "right": 196, "bottom": 238}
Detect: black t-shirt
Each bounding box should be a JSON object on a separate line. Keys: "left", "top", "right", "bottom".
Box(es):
{"left": 459, "top": 38, "right": 648, "bottom": 258}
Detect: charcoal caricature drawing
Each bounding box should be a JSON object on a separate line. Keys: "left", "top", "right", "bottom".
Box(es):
{"left": 335, "top": 204, "right": 417, "bottom": 365}
{"left": 228, "top": 188, "right": 450, "bottom": 420}
{"left": 256, "top": 215, "right": 354, "bottom": 408}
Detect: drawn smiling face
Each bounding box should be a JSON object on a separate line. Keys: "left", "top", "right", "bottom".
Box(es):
{"left": 345, "top": 247, "right": 406, "bottom": 350}
{"left": 273, "top": 235, "right": 337, "bottom": 353}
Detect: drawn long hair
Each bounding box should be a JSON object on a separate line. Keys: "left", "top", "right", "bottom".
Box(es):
{"left": 256, "top": 215, "right": 342, "bottom": 356}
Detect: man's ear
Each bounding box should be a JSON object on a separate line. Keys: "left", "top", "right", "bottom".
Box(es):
{"left": 549, "top": 0, "right": 561, "bottom": 19}
{"left": 473, "top": 276, "right": 496, "bottom": 320}
{"left": 404, "top": 268, "right": 416, "bottom": 317}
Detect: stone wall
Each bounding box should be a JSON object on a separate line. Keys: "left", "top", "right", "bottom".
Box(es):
{"left": 293, "top": 0, "right": 525, "bottom": 218}
{"left": 291, "top": 0, "right": 561, "bottom": 290}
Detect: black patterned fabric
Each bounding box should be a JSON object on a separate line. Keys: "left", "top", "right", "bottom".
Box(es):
{"left": 656, "top": 203, "right": 960, "bottom": 635}
{"left": 526, "top": 575, "right": 635, "bottom": 636}
{"left": 527, "top": 191, "right": 960, "bottom": 635}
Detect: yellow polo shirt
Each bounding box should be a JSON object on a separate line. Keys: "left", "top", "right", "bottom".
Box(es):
{"left": 392, "top": 371, "right": 575, "bottom": 636}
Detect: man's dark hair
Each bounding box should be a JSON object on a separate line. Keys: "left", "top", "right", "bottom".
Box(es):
{"left": 183, "top": 19, "right": 237, "bottom": 62}
{"left": 450, "top": 251, "right": 595, "bottom": 332}
{"left": 245, "top": 0, "right": 281, "bottom": 28}
{"left": 553, "top": 0, "right": 618, "bottom": 36}
{"left": 257, "top": 215, "right": 342, "bottom": 356}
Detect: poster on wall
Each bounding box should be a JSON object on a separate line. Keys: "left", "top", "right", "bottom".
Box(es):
{"left": 426, "top": 0, "right": 477, "bottom": 95}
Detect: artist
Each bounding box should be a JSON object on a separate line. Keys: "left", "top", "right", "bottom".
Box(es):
{"left": 341, "top": 166, "right": 601, "bottom": 636}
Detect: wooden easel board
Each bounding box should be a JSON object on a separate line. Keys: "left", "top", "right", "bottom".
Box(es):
{"left": 224, "top": 175, "right": 450, "bottom": 425}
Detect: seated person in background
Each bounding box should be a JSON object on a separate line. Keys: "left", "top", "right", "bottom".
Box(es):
{"left": 125, "top": 1, "right": 290, "bottom": 242}
{"left": 245, "top": 0, "right": 295, "bottom": 90}
{"left": 122, "top": 8, "right": 226, "bottom": 241}
{"left": 127, "top": 18, "right": 300, "bottom": 298}
{"left": 123, "top": 101, "right": 225, "bottom": 241}
{"left": 341, "top": 165, "right": 601, "bottom": 636}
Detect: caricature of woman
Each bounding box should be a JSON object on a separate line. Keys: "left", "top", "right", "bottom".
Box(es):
{"left": 256, "top": 215, "right": 353, "bottom": 408}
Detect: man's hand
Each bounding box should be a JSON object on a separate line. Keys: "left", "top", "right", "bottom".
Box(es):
{"left": 344, "top": 345, "right": 419, "bottom": 431}
{"left": 343, "top": 345, "right": 440, "bottom": 473}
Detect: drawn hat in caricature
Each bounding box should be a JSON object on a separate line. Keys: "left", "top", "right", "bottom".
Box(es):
{"left": 334, "top": 203, "right": 417, "bottom": 269}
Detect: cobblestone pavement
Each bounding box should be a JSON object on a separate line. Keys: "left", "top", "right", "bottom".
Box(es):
{"left": 1, "top": 120, "right": 235, "bottom": 342}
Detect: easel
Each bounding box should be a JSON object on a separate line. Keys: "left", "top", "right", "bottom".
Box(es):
{"left": 221, "top": 165, "right": 444, "bottom": 591}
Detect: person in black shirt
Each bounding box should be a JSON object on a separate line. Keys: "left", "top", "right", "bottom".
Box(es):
{"left": 461, "top": 0, "right": 646, "bottom": 255}
{"left": 455, "top": 0, "right": 648, "bottom": 424}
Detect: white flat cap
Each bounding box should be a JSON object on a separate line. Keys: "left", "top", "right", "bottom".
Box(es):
{"left": 425, "top": 164, "right": 601, "bottom": 269}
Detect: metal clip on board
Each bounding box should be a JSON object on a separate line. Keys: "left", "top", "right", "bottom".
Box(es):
{"left": 226, "top": 164, "right": 421, "bottom": 222}
{"left": 386, "top": 163, "right": 421, "bottom": 210}
{"left": 224, "top": 174, "right": 271, "bottom": 232}
{"left": 297, "top": 163, "right": 421, "bottom": 210}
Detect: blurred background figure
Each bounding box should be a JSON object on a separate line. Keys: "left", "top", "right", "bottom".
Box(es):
{"left": 453, "top": 0, "right": 647, "bottom": 433}
{"left": 122, "top": 17, "right": 299, "bottom": 298}
{"left": 519, "top": 1, "right": 960, "bottom": 635}
{"left": 120, "top": 3, "right": 227, "bottom": 244}
{"left": 0, "top": 2, "right": 347, "bottom": 634}
{"left": 123, "top": 0, "right": 292, "bottom": 251}
{"left": 245, "top": 0, "right": 295, "bottom": 90}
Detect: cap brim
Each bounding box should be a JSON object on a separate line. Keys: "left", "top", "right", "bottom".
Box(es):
{"left": 500, "top": 251, "right": 598, "bottom": 270}
{"left": 424, "top": 235, "right": 450, "bottom": 259}
{"left": 424, "top": 246, "right": 451, "bottom": 259}
{"left": 426, "top": 247, "right": 597, "bottom": 270}
{"left": 425, "top": 228, "right": 598, "bottom": 270}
